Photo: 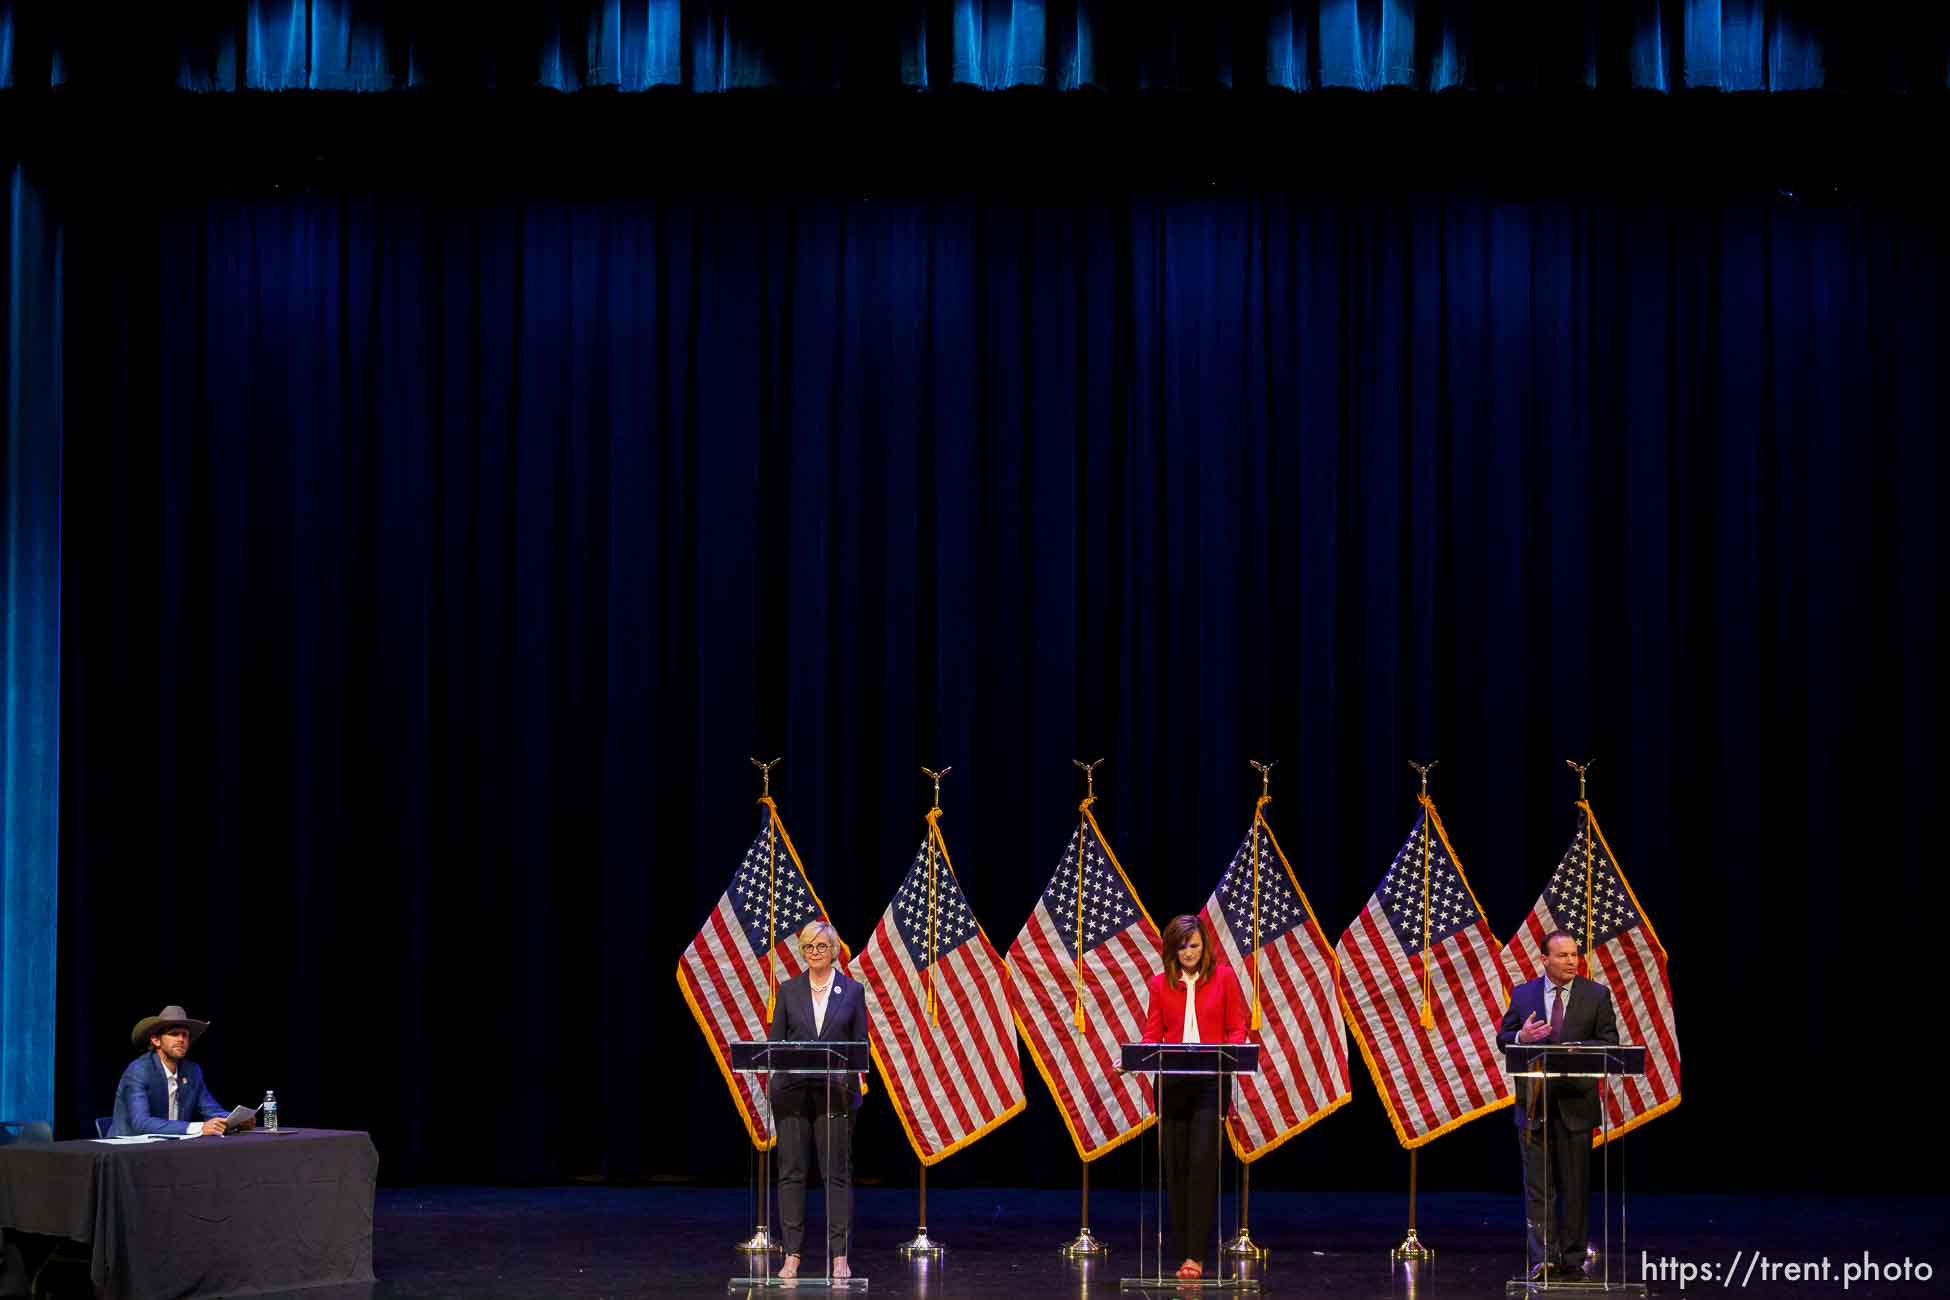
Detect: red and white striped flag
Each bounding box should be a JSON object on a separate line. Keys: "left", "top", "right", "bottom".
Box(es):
{"left": 676, "top": 799, "right": 845, "bottom": 1149}
{"left": 1500, "top": 801, "right": 1680, "bottom": 1143}
{"left": 1006, "top": 804, "right": 1162, "bottom": 1161}
{"left": 1200, "top": 805, "right": 1351, "bottom": 1160}
{"left": 1336, "top": 795, "right": 1513, "bottom": 1147}
{"left": 856, "top": 812, "right": 1025, "bottom": 1164}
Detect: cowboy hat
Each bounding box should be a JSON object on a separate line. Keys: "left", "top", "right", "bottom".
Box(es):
{"left": 130, "top": 1006, "right": 210, "bottom": 1050}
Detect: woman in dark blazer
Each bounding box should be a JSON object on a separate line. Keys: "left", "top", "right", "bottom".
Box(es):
{"left": 1140, "top": 913, "right": 1249, "bottom": 1281}
{"left": 766, "top": 919, "right": 868, "bottom": 1281}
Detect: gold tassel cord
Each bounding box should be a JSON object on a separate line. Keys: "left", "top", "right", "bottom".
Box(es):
{"left": 925, "top": 811, "right": 940, "bottom": 1025}
{"left": 917, "top": 767, "right": 953, "bottom": 1029}
{"left": 1417, "top": 799, "right": 1435, "bottom": 1030}
{"left": 1250, "top": 800, "right": 1269, "bottom": 1031}
{"left": 1073, "top": 798, "right": 1092, "bottom": 1030}
{"left": 1579, "top": 798, "right": 1596, "bottom": 974}
{"left": 763, "top": 795, "right": 780, "bottom": 1023}
{"left": 921, "top": 809, "right": 974, "bottom": 1035}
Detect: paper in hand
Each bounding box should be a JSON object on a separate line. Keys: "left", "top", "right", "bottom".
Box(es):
{"left": 221, "top": 1103, "right": 261, "bottom": 1132}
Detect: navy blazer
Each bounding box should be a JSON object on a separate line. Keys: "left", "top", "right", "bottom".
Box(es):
{"left": 766, "top": 970, "right": 869, "bottom": 1112}
{"left": 1495, "top": 974, "right": 1620, "bottom": 1132}
{"left": 110, "top": 1051, "right": 227, "bottom": 1136}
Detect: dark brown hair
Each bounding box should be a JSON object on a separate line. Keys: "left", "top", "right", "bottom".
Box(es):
{"left": 1160, "top": 914, "right": 1216, "bottom": 985}
{"left": 1541, "top": 929, "right": 1582, "bottom": 956}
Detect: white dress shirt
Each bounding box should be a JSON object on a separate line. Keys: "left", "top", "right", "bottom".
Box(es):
{"left": 810, "top": 975, "right": 835, "bottom": 1034}
{"left": 163, "top": 1060, "right": 202, "bottom": 1137}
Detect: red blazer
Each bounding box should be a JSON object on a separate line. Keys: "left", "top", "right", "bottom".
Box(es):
{"left": 1141, "top": 963, "right": 1250, "bottom": 1044}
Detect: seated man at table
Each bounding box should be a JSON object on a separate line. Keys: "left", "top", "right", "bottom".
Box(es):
{"left": 109, "top": 1005, "right": 230, "bottom": 1137}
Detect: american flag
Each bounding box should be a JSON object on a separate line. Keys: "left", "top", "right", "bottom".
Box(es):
{"left": 676, "top": 800, "right": 842, "bottom": 1149}
{"left": 1335, "top": 797, "right": 1513, "bottom": 1147}
{"left": 1500, "top": 803, "right": 1680, "bottom": 1143}
{"left": 1006, "top": 807, "right": 1162, "bottom": 1160}
{"left": 856, "top": 818, "right": 1025, "bottom": 1164}
{"left": 1201, "top": 810, "right": 1351, "bottom": 1160}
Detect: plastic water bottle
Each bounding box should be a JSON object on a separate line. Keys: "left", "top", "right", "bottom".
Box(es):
{"left": 262, "top": 1090, "right": 279, "bottom": 1133}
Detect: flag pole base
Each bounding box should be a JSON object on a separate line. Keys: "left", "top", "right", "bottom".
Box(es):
{"left": 1390, "top": 1228, "right": 1434, "bottom": 1261}
{"left": 735, "top": 1226, "right": 784, "bottom": 1255}
{"left": 1222, "top": 1227, "right": 1267, "bottom": 1260}
{"left": 897, "top": 1230, "right": 944, "bottom": 1258}
{"left": 1059, "top": 1228, "right": 1109, "bottom": 1258}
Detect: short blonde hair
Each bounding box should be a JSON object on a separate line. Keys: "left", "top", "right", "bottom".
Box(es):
{"left": 797, "top": 920, "right": 839, "bottom": 954}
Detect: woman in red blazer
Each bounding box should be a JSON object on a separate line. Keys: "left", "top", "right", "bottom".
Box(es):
{"left": 1140, "top": 914, "right": 1249, "bottom": 1280}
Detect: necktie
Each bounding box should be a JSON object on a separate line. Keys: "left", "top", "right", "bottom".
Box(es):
{"left": 168, "top": 1074, "right": 178, "bottom": 1122}
{"left": 1549, "top": 984, "right": 1566, "bottom": 1040}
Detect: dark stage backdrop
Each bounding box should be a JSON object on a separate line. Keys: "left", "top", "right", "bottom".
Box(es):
{"left": 54, "top": 179, "right": 1943, "bottom": 1194}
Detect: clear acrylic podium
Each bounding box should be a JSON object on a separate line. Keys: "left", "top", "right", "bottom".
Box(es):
{"left": 1502, "top": 1043, "right": 1648, "bottom": 1296}
{"left": 729, "top": 1040, "right": 870, "bottom": 1292}
{"left": 1118, "top": 1042, "right": 1262, "bottom": 1292}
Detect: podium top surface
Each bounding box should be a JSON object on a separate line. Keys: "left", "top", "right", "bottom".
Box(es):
{"left": 728, "top": 1040, "right": 870, "bottom": 1074}
{"left": 1502, "top": 1043, "right": 1648, "bottom": 1077}
{"left": 1118, "top": 1042, "right": 1261, "bottom": 1075}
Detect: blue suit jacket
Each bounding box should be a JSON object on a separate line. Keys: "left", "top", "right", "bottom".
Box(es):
{"left": 110, "top": 1052, "right": 226, "bottom": 1136}
{"left": 766, "top": 970, "right": 869, "bottom": 1112}
{"left": 1495, "top": 974, "right": 1619, "bottom": 1132}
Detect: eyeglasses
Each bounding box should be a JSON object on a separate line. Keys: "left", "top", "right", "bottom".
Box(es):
{"left": 803, "top": 942, "right": 833, "bottom": 953}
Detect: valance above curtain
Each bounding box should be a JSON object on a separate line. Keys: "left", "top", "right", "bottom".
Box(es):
{"left": 2, "top": 2, "right": 1939, "bottom": 95}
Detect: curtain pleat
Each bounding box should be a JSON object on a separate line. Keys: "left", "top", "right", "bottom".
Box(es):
{"left": 1, "top": 162, "right": 61, "bottom": 1134}
{"left": 0, "top": 1, "right": 1922, "bottom": 94}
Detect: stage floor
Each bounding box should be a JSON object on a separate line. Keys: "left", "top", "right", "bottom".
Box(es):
{"left": 161, "top": 1186, "right": 1950, "bottom": 1299}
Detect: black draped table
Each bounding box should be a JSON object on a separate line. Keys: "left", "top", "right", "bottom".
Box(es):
{"left": 0, "top": 1128, "right": 376, "bottom": 1300}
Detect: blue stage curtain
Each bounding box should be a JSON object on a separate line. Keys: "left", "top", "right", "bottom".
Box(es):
{"left": 0, "top": 1, "right": 1936, "bottom": 93}
{"left": 1, "top": 161, "right": 60, "bottom": 1133}
{"left": 55, "top": 184, "right": 1943, "bottom": 1186}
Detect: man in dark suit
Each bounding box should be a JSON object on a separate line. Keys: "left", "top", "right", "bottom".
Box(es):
{"left": 110, "top": 1005, "right": 230, "bottom": 1137}
{"left": 767, "top": 921, "right": 868, "bottom": 1281}
{"left": 1496, "top": 931, "right": 1619, "bottom": 1278}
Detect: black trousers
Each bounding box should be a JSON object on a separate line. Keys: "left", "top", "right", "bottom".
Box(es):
{"left": 775, "top": 1089, "right": 852, "bottom": 1259}
{"left": 1159, "top": 1078, "right": 1223, "bottom": 1265}
{"left": 1519, "top": 1116, "right": 1593, "bottom": 1269}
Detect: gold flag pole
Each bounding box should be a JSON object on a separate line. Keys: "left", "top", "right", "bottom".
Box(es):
{"left": 899, "top": 766, "right": 953, "bottom": 1260}
{"left": 738, "top": 757, "right": 786, "bottom": 1257}
{"left": 1224, "top": 760, "right": 1278, "bottom": 1262}
{"left": 1060, "top": 758, "right": 1112, "bottom": 1260}
{"left": 1391, "top": 761, "right": 1438, "bottom": 1264}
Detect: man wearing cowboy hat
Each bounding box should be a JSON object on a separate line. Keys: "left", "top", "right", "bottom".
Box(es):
{"left": 109, "top": 1006, "right": 231, "bottom": 1137}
